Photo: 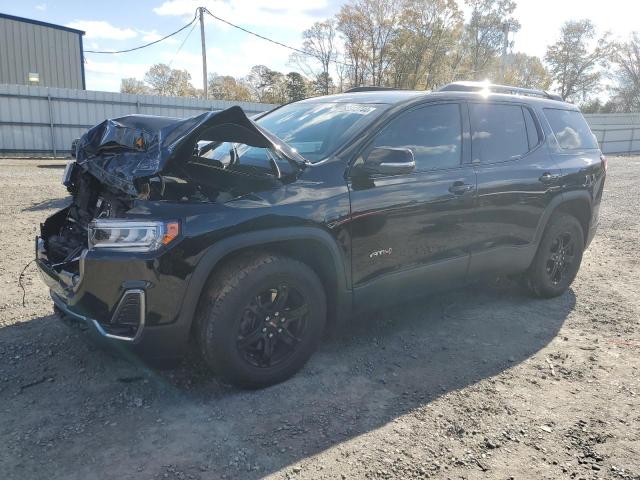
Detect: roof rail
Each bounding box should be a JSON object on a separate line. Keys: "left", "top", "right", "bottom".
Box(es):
{"left": 438, "top": 81, "right": 564, "bottom": 102}
{"left": 345, "top": 86, "right": 402, "bottom": 93}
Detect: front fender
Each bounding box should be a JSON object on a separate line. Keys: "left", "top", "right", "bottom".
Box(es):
{"left": 176, "top": 227, "right": 351, "bottom": 334}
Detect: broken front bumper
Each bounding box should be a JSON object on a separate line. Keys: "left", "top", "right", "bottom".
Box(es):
{"left": 35, "top": 236, "right": 192, "bottom": 359}
{"left": 51, "top": 289, "right": 146, "bottom": 343}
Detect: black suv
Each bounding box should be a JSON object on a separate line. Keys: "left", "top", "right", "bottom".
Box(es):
{"left": 36, "top": 82, "right": 606, "bottom": 388}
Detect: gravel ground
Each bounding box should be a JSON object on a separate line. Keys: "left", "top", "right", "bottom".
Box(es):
{"left": 0, "top": 156, "right": 638, "bottom": 480}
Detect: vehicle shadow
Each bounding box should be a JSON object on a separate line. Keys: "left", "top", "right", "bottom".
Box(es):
{"left": 0, "top": 281, "right": 575, "bottom": 480}
{"left": 22, "top": 196, "right": 71, "bottom": 212}
{"left": 36, "top": 164, "right": 67, "bottom": 169}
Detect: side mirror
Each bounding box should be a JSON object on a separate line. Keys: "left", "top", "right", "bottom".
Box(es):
{"left": 361, "top": 147, "right": 415, "bottom": 176}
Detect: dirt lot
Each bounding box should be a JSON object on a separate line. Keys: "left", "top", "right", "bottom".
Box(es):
{"left": 0, "top": 156, "right": 638, "bottom": 480}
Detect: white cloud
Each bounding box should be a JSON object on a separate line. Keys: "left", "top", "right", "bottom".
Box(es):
{"left": 82, "top": 0, "right": 332, "bottom": 92}
{"left": 138, "top": 29, "right": 178, "bottom": 43}
{"left": 212, "top": 37, "right": 292, "bottom": 76}
{"left": 35, "top": 3, "right": 46, "bottom": 11}
{"left": 153, "top": 0, "right": 329, "bottom": 30}
{"left": 84, "top": 58, "right": 151, "bottom": 91}
{"left": 66, "top": 20, "right": 137, "bottom": 40}
{"left": 142, "top": 30, "right": 162, "bottom": 42}
{"left": 510, "top": 0, "right": 638, "bottom": 58}
{"left": 85, "top": 58, "right": 149, "bottom": 77}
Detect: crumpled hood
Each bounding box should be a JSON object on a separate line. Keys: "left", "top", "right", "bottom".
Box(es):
{"left": 75, "top": 105, "right": 305, "bottom": 196}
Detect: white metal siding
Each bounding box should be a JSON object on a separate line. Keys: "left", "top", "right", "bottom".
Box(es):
{"left": 0, "top": 84, "right": 276, "bottom": 156}
{"left": 584, "top": 113, "right": 640, "bottom": 155}
{"left": 0, "top": 16, "right": 83, "bottom": 89}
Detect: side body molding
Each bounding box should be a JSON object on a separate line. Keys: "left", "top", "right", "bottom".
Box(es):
{"left": 176, "top": 227, "right": 352, "bottom": 333}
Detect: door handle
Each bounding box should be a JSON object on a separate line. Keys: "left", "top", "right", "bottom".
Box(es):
{"left": 539, "top": 172, "right": 560, "bottom": 183}
{"left": 449, "top": 181, "right": 475, "bottom": 194}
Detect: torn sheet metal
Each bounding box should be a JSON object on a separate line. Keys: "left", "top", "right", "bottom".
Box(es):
{"left": 75, "top": 105, "right": 305, "bottom": 196}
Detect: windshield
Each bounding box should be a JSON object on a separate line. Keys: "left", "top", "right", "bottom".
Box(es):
{"left": 199, "top": 102, "right": 386, "bottom": 165}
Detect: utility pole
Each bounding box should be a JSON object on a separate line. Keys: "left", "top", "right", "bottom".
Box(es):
{"left": 199, "top": 7, "right": 208, "bottom": 99}
{"left": 500, "top": 22, "right": 510, "bottom": 82}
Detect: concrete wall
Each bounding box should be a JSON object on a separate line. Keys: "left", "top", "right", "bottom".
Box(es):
{"left": 0, "top": 14, "right": 84, "bottom": 90}
{"left": 0, "top": 84, "right": 276, "bottom": 157}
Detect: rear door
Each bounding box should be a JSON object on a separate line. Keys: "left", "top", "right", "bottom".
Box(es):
{"left": 542, "top": 107, "right": 605, "bottom": 240}
{"left": 348, "top": 102, "right": 477, "bottom": 308}
{"left": 467, "top": 101, "right": 562, "bottom": 277}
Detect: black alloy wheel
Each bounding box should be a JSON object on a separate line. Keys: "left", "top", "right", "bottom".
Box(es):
{"left": 236, "top": 284, "right": 309, "bottom": 368}
{"left": 545, "top": 232, "right": 577, "bottom": 286}
{"left": 528, "top": 213, "right": 584, "bottom": 298}
{"left": 195, "top": 252, "right": 326, "bottom": 388}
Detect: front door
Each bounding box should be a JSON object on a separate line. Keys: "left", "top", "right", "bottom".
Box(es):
{"left": 347, "top": 102, "right": 477, "bottom": 310}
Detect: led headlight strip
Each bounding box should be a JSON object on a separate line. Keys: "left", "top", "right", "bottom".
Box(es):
{"left": 88, "top": 220, "right": 179, "bottom": 252}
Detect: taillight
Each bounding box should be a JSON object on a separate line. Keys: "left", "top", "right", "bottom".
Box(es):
{"left": 600, "top": 154, "right": 608, "bottom": 172}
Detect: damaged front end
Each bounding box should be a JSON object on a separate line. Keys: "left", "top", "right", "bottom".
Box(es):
{"left": 36, "top": 106, "right": 305, "bottom": 344}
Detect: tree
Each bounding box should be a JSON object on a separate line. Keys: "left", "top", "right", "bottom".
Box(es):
{"left": 311, "top": 72, "right": 335, "bottom": 96}
{"left": 337, "top": 0, "right": 401, "bottom": 86}
{"left": 246, "top": 65, "right": 287, "bottom": 103}
{"left": 120, "top": 78, "right": 150, "bottom": 95}
{"left": 388, "top": 0, "right": 462, "bottom": 89}
{"left": 336, "top": 4, "right": 369, "bottom": 87}
{"left": 500, "top": 53, "right": 551, "bottom": 89}
{"left": 611, "top": 33, "right": 640, "bottom": 112}
{"left": 290, "top": 21, "right": 337, "bottom": 95}
{"left": 579, "top": 98, "right": 618, "bottom": 114}
{"left": 460, "top": 0, "right": 519, "bottom": 81}
{"left": 144, "top": 64, "right": 172, "bottom": 95}
{"left": 208, "top": 74, "right": 252, "bottom": 102}
{"left": 284, "top": 72, "right": 308, "bottom": 102}
{"left": 144, "top": 63, "right": 197, "bottom": 97}
{"left": 544, "top": 20, "right": 611, "bottom": 102}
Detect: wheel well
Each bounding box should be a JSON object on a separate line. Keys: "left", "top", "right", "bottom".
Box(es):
{"left": 195, "top": 239, "right": 342, "bottom": 332}
{"left": 556, "top": 198, "right": 591, "bottom": 244}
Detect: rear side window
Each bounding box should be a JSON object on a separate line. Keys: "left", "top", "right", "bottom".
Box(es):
{"left": 523, "top": 108, "right": 540, "bottom": 149}
{"left": 371, "top": 103, "right": 462, "bottom": 171}
{"left": 469, "top": 103, "right": 529, "bottom": 163}
{"left": 544, "top": 108, "right": 598, "bottom": 150}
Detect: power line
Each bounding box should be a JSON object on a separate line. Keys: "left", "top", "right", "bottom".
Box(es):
{"left": 168, "top": 20, "right": 198, "bottom": 67}
{"left": 201, "top": 7, "right": 353, "bottom": 68}
{"left": 201, "top": 8, "right": 429, "bottom": 76}
{"left": 82, "top": 6, "right": 427, "bottom": 79}
{"left": 84, "top": 11, "right": 198, "bottom": 54}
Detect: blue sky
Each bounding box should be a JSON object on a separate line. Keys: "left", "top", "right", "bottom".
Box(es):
{"left": 0, "top": 0, "right": 344, "bottom": 91}
{"left": 0, "top": 0, "right": 637, "bottom": 93}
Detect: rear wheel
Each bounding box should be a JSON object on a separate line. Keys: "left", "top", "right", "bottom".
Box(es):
{"left": 527, "top": 213, "right": 584, "bottom": 298}
{"left": 195, "top": 252, "right": 326, "bottom": 388}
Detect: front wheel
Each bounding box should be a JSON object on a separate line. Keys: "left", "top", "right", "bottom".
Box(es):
{"left": 527, "top": 213, "right": 585, "bottom": 298}
{"left": 195, "top": 252, "right": 326, "bottom": 388}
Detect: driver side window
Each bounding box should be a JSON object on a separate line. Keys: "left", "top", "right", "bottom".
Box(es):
{"left": 371, "top": 103, "right": 462, "bottom": 171}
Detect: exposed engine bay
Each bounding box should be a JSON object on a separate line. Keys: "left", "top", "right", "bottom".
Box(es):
{"left": 43, "top": 152, "right": 287, "bottom": 267}
{"left": 40, "top": 106, "right": 306, "bottom": 269}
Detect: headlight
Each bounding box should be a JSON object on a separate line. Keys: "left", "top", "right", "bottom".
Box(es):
{"left": 61, "top": 160, "right": 75, "bottom": 187}
{"left": 88, "top": 220, "right": 179, "bottom": 252}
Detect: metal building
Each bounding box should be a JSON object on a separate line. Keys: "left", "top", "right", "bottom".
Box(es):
{"left": 0, "top": 13, "right": 85, "bottom": 89}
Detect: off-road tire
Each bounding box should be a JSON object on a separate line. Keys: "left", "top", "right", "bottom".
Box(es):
{"left": 194, "top": 252, "right": 326, "bottom": 388}
{"left": 527, "top": 213, "right": 585, "bottom": 298}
